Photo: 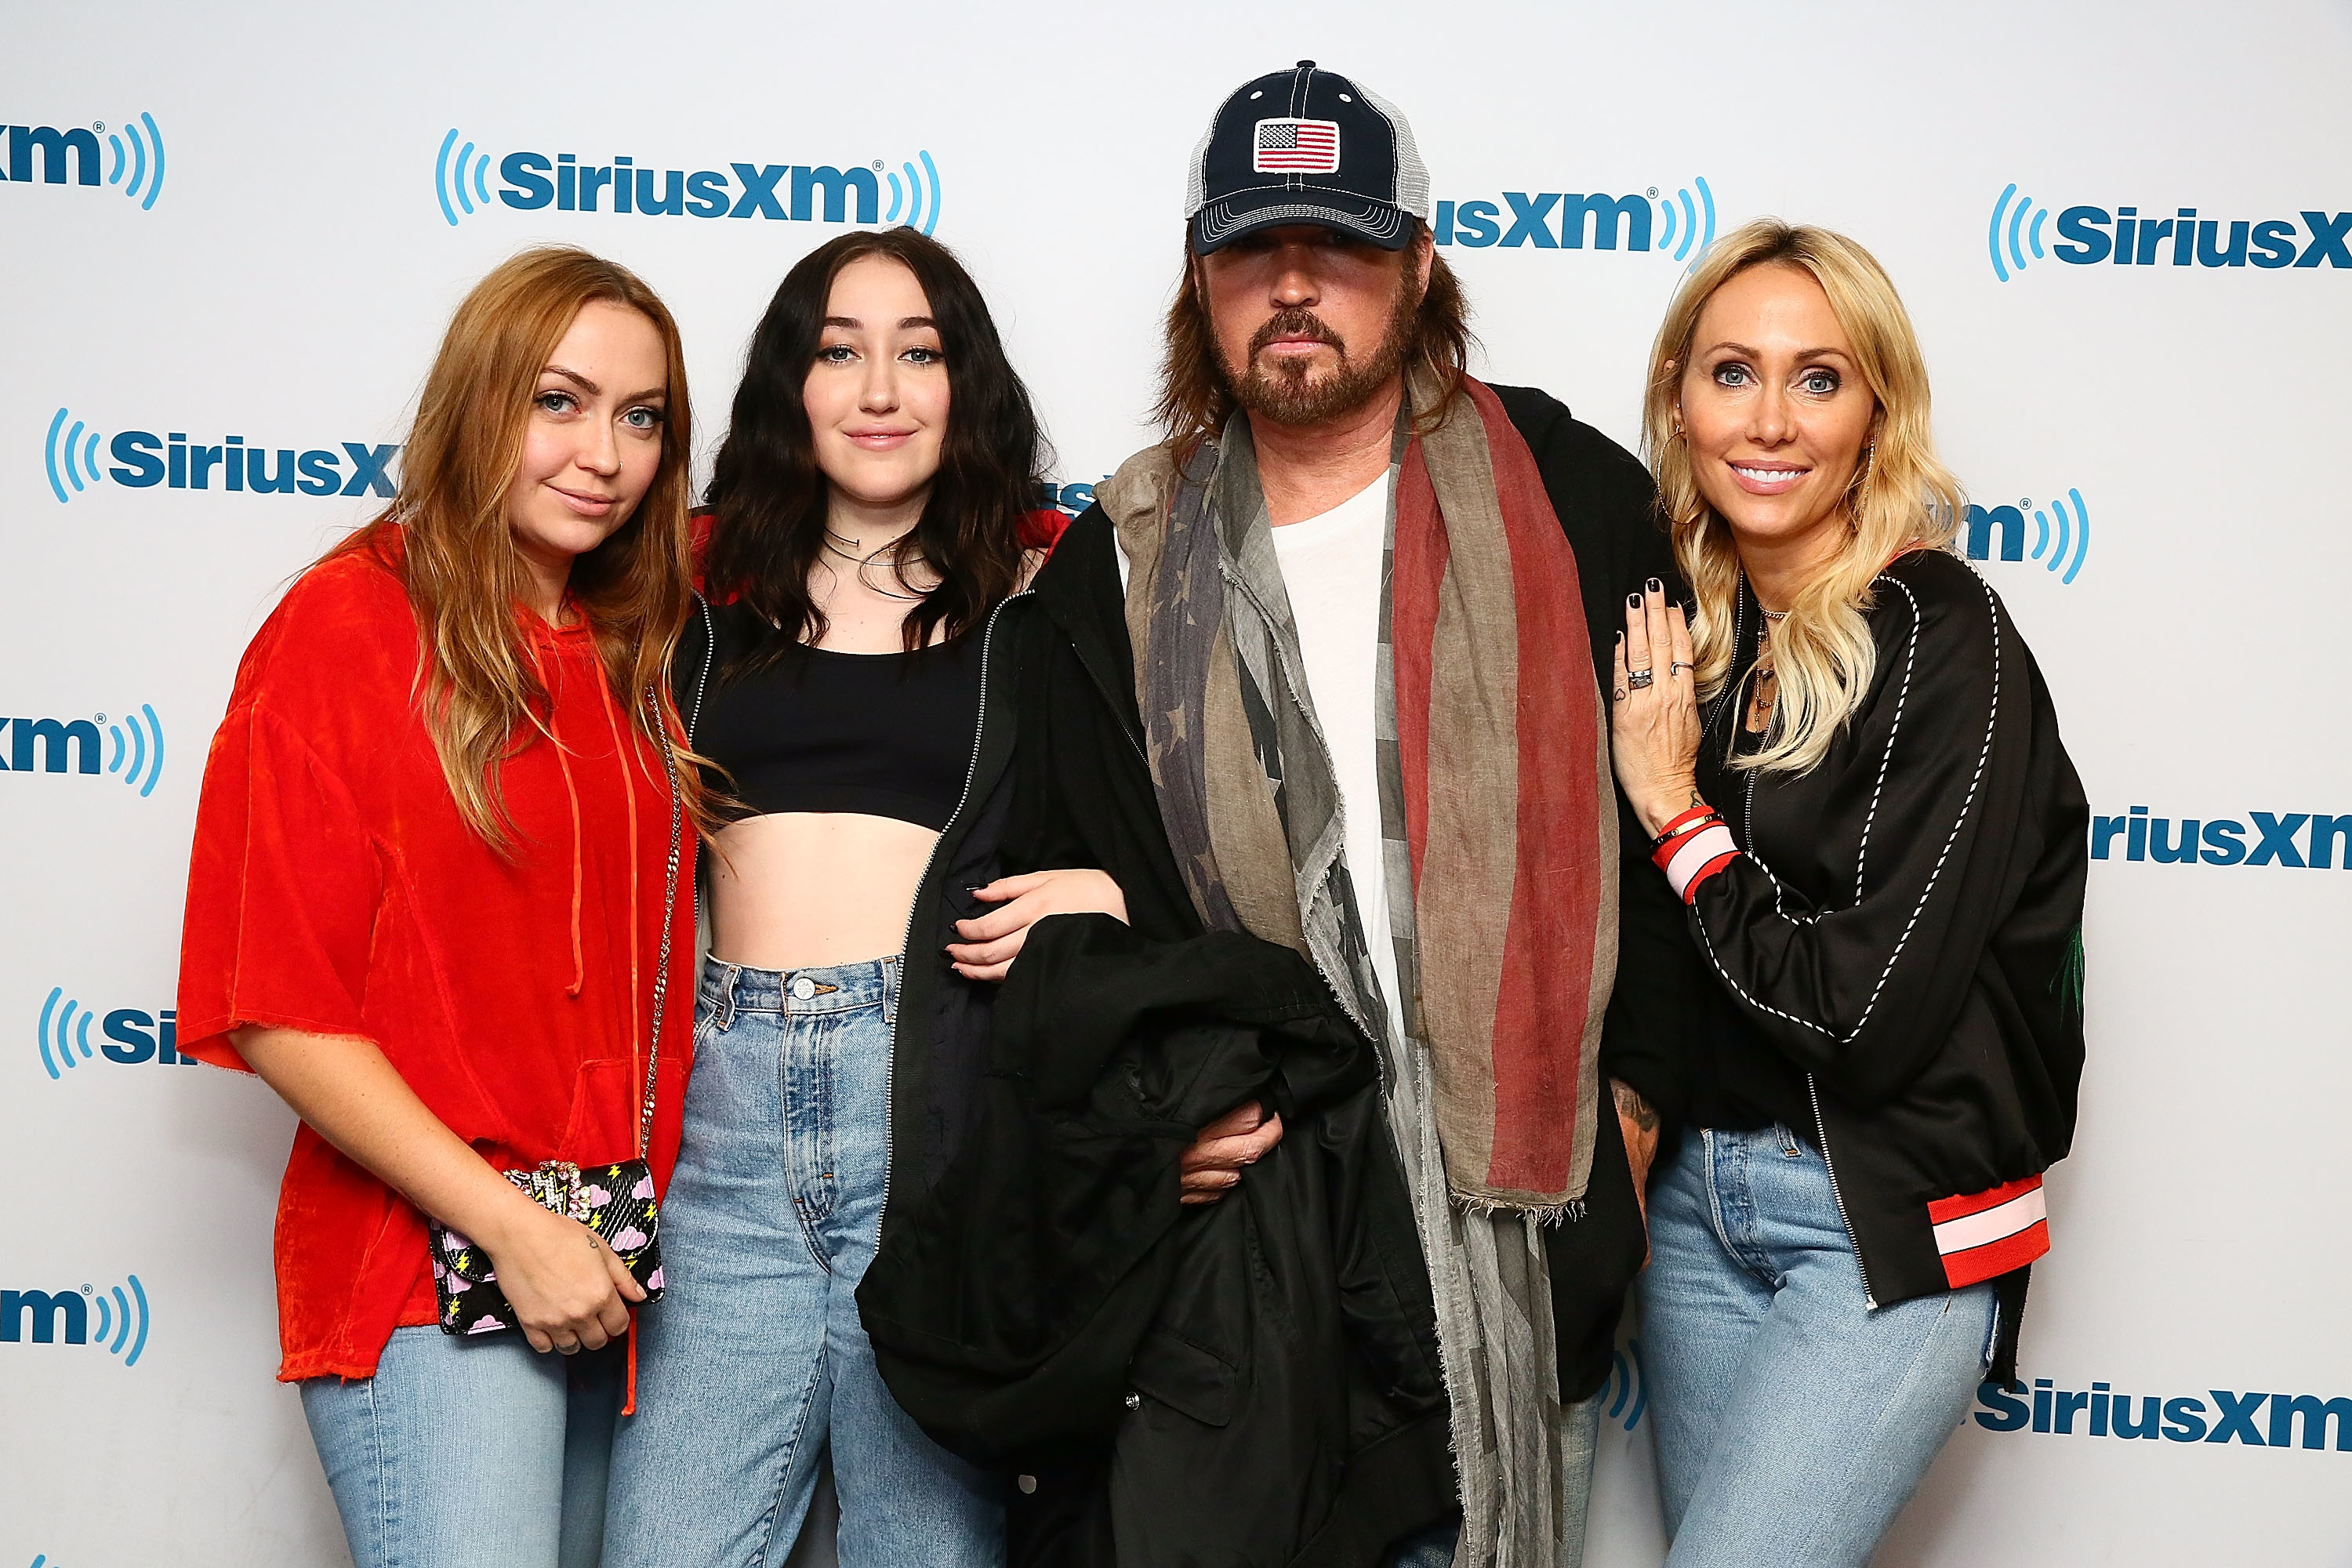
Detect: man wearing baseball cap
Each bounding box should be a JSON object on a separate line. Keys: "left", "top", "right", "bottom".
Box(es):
{"left": 861, "top": 62, "right": 1699, "bottom": 1567}
{"left": 1145, "top": 61, "right": 1698, "bottom": 1563}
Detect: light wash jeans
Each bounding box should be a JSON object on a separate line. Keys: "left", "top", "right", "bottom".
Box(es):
{"left": 1637, "top": 1125, "right": 1995, "bottom": 1568}
{"left": 300, "top": 1323, "right": 621, "bottom": 1568}
{"left": 603, "top": 956, "right": 1004, "bottom": 1567}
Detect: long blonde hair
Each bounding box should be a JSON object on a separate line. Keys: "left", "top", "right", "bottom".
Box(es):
{"left": 328, "top": 246, "right": 706, "bottom": 847}
{"left": 1642, "top": 220, "right": 1964, "bottom": 776}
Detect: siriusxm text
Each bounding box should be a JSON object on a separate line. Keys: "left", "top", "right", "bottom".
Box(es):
{"left": 2, "top": 124, "right": 101, "bottom": 184}
{"left": 103, "top": 432, "right": 399, "bottom": 497}
{"left": 2053, "top": 208, "right": 2351, "bottom": 269}
{"left": 2, "top": 717, "right": 105, "bottom": 773}
{"left": 1977, "top": 1377, "right": 2351, "bottom": 1450}
{"left": 98, "top": 1009, "right": 186, "bottom": 1065}
{"left": 1434, "top": 193, "right": 1657, "bottom": 251}
{"left": 2091, "top": 807, "right": 2350, "bottom": 867}
{"left": 499, "top": 154, "right": 883, "bottom": 223}
{"left": 2, "top": 1276, "right": 151, "bottom": 1366}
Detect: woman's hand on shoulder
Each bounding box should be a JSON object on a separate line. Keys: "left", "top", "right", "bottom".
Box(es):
{"left": 946, "top": 868, "right": 1127, "bottom": 982}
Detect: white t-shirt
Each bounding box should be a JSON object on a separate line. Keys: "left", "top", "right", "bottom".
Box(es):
{"left": 1267, "top": 475, "right": 1406, "bottom": 1048}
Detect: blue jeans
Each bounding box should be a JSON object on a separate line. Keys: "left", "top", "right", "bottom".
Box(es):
{"left": 1637, "top": 1125, "right": 1995, "bottom": 1568}
{"left": 300, "top": 1324, "right": 621, "bottom": 1568}
{"left": 604, "top": 956, "right": 1004, "bottom": 1566}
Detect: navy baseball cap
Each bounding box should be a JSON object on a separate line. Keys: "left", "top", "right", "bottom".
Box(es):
{"left": 1185, "top": 61, "right": 1432, "bottom": 254}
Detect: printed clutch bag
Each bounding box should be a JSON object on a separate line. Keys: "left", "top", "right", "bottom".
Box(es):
{"left": 429, "top": 1159, "right": 665, "bottom": 1337}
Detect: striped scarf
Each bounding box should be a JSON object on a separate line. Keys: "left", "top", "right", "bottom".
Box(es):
{"left": 1102, "top": 372, "right": 1617, "bottom": 1566}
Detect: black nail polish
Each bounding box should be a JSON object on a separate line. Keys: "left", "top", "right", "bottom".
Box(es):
{"left": 1628, "top": 593, "right": 1642, "bottom": 608}
{"left": 1647, "top": 577, "right": 1663, "bottom": 592}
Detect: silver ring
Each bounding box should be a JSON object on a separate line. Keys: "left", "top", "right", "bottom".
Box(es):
{"left": 1627, "top": 669, "right": 1655, "bottom": 691}
{"left": 1670, "top": 661, "right": 1693, "bottom": 674}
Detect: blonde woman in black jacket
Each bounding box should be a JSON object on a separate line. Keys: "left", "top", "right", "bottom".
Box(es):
{"left": 1608, "top": 219, "right": 2088, "bottom": 1567}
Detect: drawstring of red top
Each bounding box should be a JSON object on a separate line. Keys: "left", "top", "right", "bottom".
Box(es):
{"left": 524, "top": 638, "right": 589, "bottom": 999}
{"left": 589, "top": 667, "right": 645, "bottom": 1108}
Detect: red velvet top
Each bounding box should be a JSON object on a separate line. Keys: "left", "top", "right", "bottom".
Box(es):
{"left": 176, "top": 537, "right": 696, "bottom": 1381}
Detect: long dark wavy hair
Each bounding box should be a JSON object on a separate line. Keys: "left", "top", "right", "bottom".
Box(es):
{"left": 702, "top": 227, "right": 1045, "bottom": 658}
{"left": 1152, "top": 219, "right": 1475, "bottom": 445}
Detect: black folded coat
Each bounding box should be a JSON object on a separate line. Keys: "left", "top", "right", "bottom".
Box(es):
{"left": 857, "top": 913, "right": 1455, "bottom": 1567}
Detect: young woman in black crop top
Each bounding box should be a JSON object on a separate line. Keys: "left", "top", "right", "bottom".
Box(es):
{"left": 602, "top": 230, "right": 1131, "bottom": 1564}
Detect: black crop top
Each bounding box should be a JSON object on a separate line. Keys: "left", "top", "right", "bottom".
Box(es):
{"left": 695, "top": 601, "right": 982, "bottom": 832}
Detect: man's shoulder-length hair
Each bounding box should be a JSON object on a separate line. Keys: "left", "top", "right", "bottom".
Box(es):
{"left": 1149, "top": 220, "right": 1475, "bottom": 446}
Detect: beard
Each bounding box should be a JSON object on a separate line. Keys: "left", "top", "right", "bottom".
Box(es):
{"left": 1223, "top": 263, "right": 1421, "bottom": 428}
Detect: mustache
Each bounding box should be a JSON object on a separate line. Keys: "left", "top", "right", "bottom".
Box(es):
{"left": 1247, "top": 308, "right": 1345, "bottom": 359}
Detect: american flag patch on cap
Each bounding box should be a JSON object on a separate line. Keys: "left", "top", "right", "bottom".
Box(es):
{"left": 1254, "top": 118, "right": 1341, "bottom": 174}
{"left": 1926, "top": 1174, "right": 2050, "bottom": 1288}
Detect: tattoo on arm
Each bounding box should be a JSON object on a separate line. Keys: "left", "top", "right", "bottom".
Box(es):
{"left": 1611, "top": 1078, "right": 1660, "bottom": 1134}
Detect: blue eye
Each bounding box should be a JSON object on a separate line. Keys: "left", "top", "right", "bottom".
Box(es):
{"left": 1800, "top": 369, "right": 1839, "bottom": 395}
{"left": 816, "top": 344, "right": 855, "bottom": 364}
{"left": 622, "top": 406, "right": 665, "bottom": 430}
{"left": 1714, "top": 364, "right": 1751, "bottom": 387}
{"left": 903, "top": 346, "right": 943, "bottom": 365}
{"left": 536, "top": 390, "right": 577, "bottom": 415}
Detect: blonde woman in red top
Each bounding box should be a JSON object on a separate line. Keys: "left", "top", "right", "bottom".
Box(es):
{"left": 176, "top": 247, "right": 702, "bottom": 1568}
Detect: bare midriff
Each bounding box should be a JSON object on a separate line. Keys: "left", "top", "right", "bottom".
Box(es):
{"left": 706, "top": 811, "right": 938, "bottom": 971}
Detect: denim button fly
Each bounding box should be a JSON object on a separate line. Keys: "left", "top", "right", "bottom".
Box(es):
{"left": 791, "top": 976, "right": 815, "bottom": 1000}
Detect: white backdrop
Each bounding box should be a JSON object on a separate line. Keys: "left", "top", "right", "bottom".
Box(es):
{"left": 5, "top": 3, "right": 2350, "bottom": 1563}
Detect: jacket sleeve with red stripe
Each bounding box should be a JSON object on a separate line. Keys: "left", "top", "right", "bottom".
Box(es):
{"left": 1682, "top": 560, "right": 2034, "bottom": 1109}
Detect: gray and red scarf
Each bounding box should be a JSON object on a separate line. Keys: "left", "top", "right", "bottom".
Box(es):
{"left": 1102, "top": 372, "right": 1617, "bottom": 1565}
{"left": 1111, "top": 371, "right": 1616, "bottom": 1210}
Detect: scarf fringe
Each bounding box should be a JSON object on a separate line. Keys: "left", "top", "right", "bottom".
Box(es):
{"left": 1453, "top": 1193, "right": 1589, "bottom": 1225}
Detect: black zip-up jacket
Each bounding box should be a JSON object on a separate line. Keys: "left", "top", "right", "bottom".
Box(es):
{"left": 1682, "top": 550, "right": 2089, "bottom": 1376}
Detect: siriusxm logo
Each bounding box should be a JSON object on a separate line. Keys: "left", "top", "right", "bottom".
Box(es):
{"left": 2, "top": 1276, "right": 151, "bottom": 1367}
{"left": 35, "top": 989, "right": 190, "bottom": 1080}
{"left": 1976, "top": 1375, "right": 2350, "bottom": 1452}
{"left": 1599, "top": 1336, "right": 1649, "bottom": 1432}
{"left": 43, "top": 407, "right": 398, "bottom": 504}
{"left": 1988, "top": 184, "right": 2350, "bottom": 281}
{"left": 436, "top": 129, "right": 943, "bottom": 235}
{"left": 1, "top": 706, "right": 165, "bottom": 796}
{"left": 1962, "top": 489, "right": 2091, "bottom": 585}
{"left": 2092, "top": 806, "right": 2350, "bottom": 867}
{"left": 1435, "top": 177, "right": 1715, "bottom": 265}
{"left": 1, "top": 114, "right": 167, "bottom": 209}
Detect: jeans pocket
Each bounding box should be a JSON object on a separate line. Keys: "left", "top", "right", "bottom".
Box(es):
{"left": 691, "top": 1004, "right": 718, "bottom": 1051}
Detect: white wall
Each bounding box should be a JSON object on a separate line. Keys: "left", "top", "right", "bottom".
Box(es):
{"left": 5, "top": 3, "right": 2348, "bottom": 1563}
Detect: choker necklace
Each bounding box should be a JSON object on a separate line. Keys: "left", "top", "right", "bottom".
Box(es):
{"left": 1759, "top": 606, "right": 1790, "bottom": 622}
